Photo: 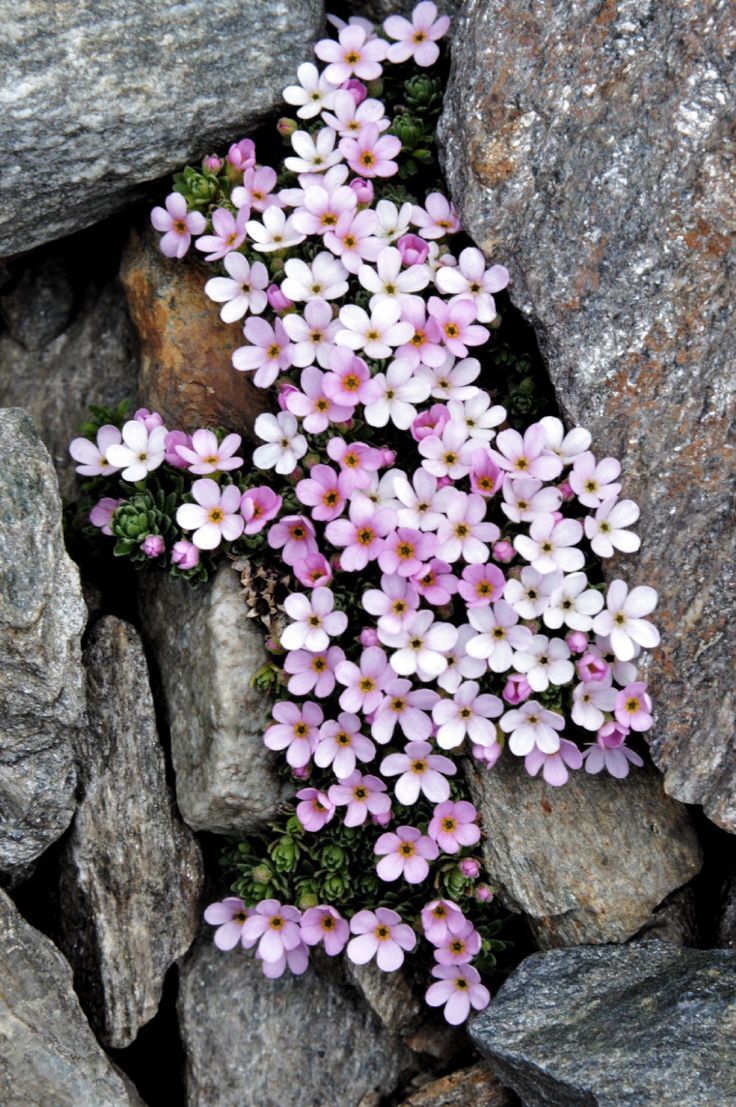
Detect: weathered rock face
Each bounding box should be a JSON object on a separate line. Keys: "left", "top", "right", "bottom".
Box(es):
{"left": 0, "top": 409, "right": 86, "bottom": 879}
{"left": 470, "top": 943, "right": 736, "bottom": 1107}
{"left": 55, "top": 616, "right": 203, "bottom": 1049}
{"left": 0, "top": 0, "right": 325, "bottom": 258}
{"left": 0, "top": 229, "right": 138, "bottom": 499}
{"left": 717, "top": 864, "right": 736, "bottom": 948}
{"left": 399, "top": 1065, "right": 515, "bottom": 1107}
{"left": 137, "top": 563, "right": 287, "bottom": 834}
{"left": 441, "top": 1, "right": 736, "bottom": 831}
{"left": 178, "top": 938, "right": 417, "bottom": 1107}
{"left": 0, "top": 889, "right": 144, "bottom": 1106}
{"left": 467, "top": 757, "right": 701, "bottom": 947}
{"left": 120, "top": 227, "right": 270, "bottom": 435}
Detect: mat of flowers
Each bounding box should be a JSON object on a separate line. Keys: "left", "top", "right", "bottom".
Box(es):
{"left": 68, "top": 3, "right": 660, "bottom": 1024}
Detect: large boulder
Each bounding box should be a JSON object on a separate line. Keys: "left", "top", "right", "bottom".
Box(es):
{"left": 137, "top": 563, "right": 288, "bottom": 834}
{"left": 55, "top": 616, "right": 203, "bottom": 1049}
{"left": 0, "top": 409, "right": 86, "bottom": 879}
{"left": 467, "top": 757, "right": 701, "bottom": 947}
{"left": 469, "top": 943, "right": 736, "bottom": 1107}
{"left": 178, "top": 937, "right": 418, "bottom": 1107}
{"left": 440, "top": 1, "right": 736, "bottom": 830}
{"left": 0, "top": 0, "right": 325, "bottom": 258}
{"left": 0, "top": 888, "right": 144, "bottom": 1106}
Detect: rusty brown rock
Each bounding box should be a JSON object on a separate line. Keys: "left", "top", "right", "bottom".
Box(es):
{"left": 120, "top": 226, "right": 272, "bottom": 436}
{"left": 440, "top": 1, "right": 736, "bottom": 830}
{"left": 399, "top": 1064, "right": 515, "bottom": 1107}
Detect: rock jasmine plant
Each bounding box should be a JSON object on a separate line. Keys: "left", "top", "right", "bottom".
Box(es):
{"left": 67, "top": 4, "right": 661, "bottom": 1024}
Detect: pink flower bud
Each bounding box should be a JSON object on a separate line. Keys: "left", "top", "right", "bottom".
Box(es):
{"left": 165, "top": 429, "right": 192, "bottom": 469}
{"left": 293, "top": 554, "right": 332, "bottom": 589}
{"left": 267, "top": 283, "right": 293, "bottom": 312}
{"left": 142, "top": 534, "right": 165, "bottom": 558}
{"left": 475, "top": 884, "right": 494, "bottom": 903}
{"left": 472, "top": 742, "right": 503, "bottom": 769}
{"left": 558, "top": 479, "right": 574, "bottom": 501}
{"left": 292, "top": 765, "right": 310, "bottom": 780}
{"left": 566, "top": 631, "right": 589, "bottom": 654}
{"left": 492, "top": 540, "right": 515, "bottom": 564}
{"left": 341, "top": 78, "right": 367, "bottom": 105}
{"left": 133, "top": 407, "right": 164, "bottom": 431}
{"left": 597, "top": 720, "right": 630, "bottom": 748}
{"left": 89, "top": 497, "right": 121, "bottom": 535}
{"left": 202, "top": 154, "right": 223, "bottom": 173}
{"left": 380, "top": 447, "right": 396, "bottom": 466}
{"left": 411, "top": 403, "right": 449, "bottom": 442}
{"left": 502, "top": 673, "right": 532, "bottom": 705}
{"left": 349, "top": 177, "right": 374, "bottom": 204}
{"left": 577, "top": 652, "right": 610, "bottom": 683}
{"left": 396, "top": 233, "right": 428, "bottom": 266}
{"left": 276, "top": 117, "right": 297, "bottom": 138}
{"left": 550, "top": 510, "right": 564, "bottom": 524}
{"left": 371, "top": 808, "right": 392, "bottom": 828}
{"left": 277, "top": 383, "right": 298, "bottom": 412}
{"left": 459, "top": 858, "right": 480, "bottom": 879}
{"left": 171, "top": 540, "right": 199, "bottom": 570}
{"left": 227, "top": 138, "right": 256, "bottom": 171}
{"left": 360, "top": 628, "right": 380, "bottom": 647}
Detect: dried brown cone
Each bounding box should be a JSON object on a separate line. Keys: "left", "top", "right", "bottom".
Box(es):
{"left": 231, "top": 556, "right": 290, "bottom": 638}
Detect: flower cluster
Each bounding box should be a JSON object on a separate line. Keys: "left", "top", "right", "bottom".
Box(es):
{"left": 68, "top": 4, "right": 660, "bottom": 1025}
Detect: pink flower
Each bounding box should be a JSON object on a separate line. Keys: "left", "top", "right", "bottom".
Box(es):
{"left": 465, "top": 600, "right": 531, "bottom": 673}
{"left": 281, "top": 588, "right": 348, "bottom": 652}
{"left": 204, "top": 254, "right": 269, "bottom": 323}
{"left": 384, "top": 2, "right": 450, "bottom": 65}
{"left": 328, "top": 770, "right": 391, "bottom": 827}
{"left": 432, "top": 681, "right": 502, "bottom": 750}
{"left": 583, "top": 729, "right": 644, "bottom": 778}
{"left": 418, "top": 421, "right": 477, "bottom": 481}
{"left": 241, "top": 899, "right": 303, "bottom": 964}
{"left": 296, "top": 465, "right": 351, "bottom": 522}
{"left": 232, "top": 316, "right": 293, "bottom": 388}
{"left": 322, "top": 90, "right": 389, "bottom": 141}
{"left": 293, "top": 553, "right": 333, "bottom": 589}
{"left": 296, "top": 787, "right": 335, "bottom": 831}
{"left": 421, "top": 899, "right": 467, "bottom": 945}
{"left": 176, "top": 480, "right": 244, "bottom": 550}
{"left": 436, "top": 248, "right": 509, "bottom": 322}
{"left": 492, "top": 539, "right": 515, "bottom": 563}
{"left": 428, "top": 296, "right": 488, "bottom": 357}
{"left": 267, "top": 283, "right": 293, "bottom": 312}
{"left": 362, "top": 574, "right": 420, "bottom": 634}
{"left": 175, "top": 429, "right": 243, "bottom": 475}
{"left": 300, "top": 906, "right": 349, "bottom": 955}
{"left": 257, "top": 942, "right": 310, "bottom": 980}
{"left": 425, "top": 963, "right": 490, "bottom": 1026}
{"left": 89, "top": 497, "right": 121, "bottom": 535}
{"left": 240, "top": 486, "right": 282, "bottom": 535}
{"left": 433, "top": 919, "right": 481, "bottom": 965}
{"left": 375, "top": 825, "right": 439, "bottom": 883}
{"left": 500, "top": 700, "right": 565, "bottom": 756}
{"left": 525, "top": 738, "right": 584, "bottom": 787}
{"left": 378, "top": 528, "right": 437, "bottom": 578}
{"left": 267, "top": 514, "right": 318, "bottom": 566}
{"left": 396, "top": 298, "right": 445, "bottom": 368}
{"left": 171, "top": 539, "right": 199, "bottom": 570}
{"left": 340, "top": 123, "right": 401, "bottom": 178}
{"left": 392, "top": 468, "right": 445, "bottom": 531}
{"left": 428, "top": 800, "right": 481, "bottom": 854}
{"left": 615, "top": 682, "right": 653, "bottom": 731}
{"left": 194, "top": 206, "right": 249, "bottom": 261}
{"left": 491, "top": 425, "right": 563, "bottom": 481}
{"left": 397, "top": 233, "right": 429, "bottom": 265}
{"left": 347, "top": 907, "right": 416, "bottom": 972}
{"left": 435, "top": 489, "right": 500, "bottom": 564}
{"left": 350, "top": 176, "right": 374, "bottom": 204}
{"left": 283, "top": 645, "right": 345, "bottom": 697}
{"left": 371, "top": 679, "right": 438, "bottom": 744}
{"left": 316, "top": 713, "right": 376, "bottom": 779}
{"left": 460, "top": 858, "right": 481, "bottom": 878}
{"left": 69, "top": 425, "right": 122, "bottom": 476}
{"left": 470, "top": 450, "right": 504, "bottom": 498}
{"left": 412, "top": 193, "right": 461, "bottom": 240}
{"left": 204, "top": 897, "right": 253, "bottom": 950}
{"left": 264, "top": 700, "right": 323, "bottom": 769}
{"left": 227, "top": 137, "right": 256, "bottom": 171}
{"left": 412, "top": 559, "right": 459, "bottom": 606}
{"left": 150, "top": 192, "right": 205, "bottom": 258}
{"left": 502, "top": 673, "right": 532, "bottom": 705}
{"left": 577, "top": 651, "right": 610, "bottom": 683}
{"left": 501, "top": 477, "right": 562, "bottom": 525}
{"left": 571, "top": 679, "right": 617, "bottom": 732}
{"left": 335, "top": 646, "right": 390, "bottom": 714}
{"left": 325, "top": 492, "right": 397, "bottom": 571}
{"left": 315, "top": 24, "right": 388, "bottom": 84}
{"left": 567, "top": 630, "right": 589, "bottom": 654}
{"left": 232, "top": 165, "right": 283, "bottom": 213}
{"left": 411, "top": 403, "right": 450, "bottom": 442}
{"left": 164, "top": 430, "right": 191, "bottom": 469}
{"left": 286, "top": 366, "right": 354, "bottom": 434}
{"left": 142, "top": 534, "right": 165, "bottom": 558}
{"left": 324, "top": 347, "right": 382, "bottom": 406}
{"left": 324, "top": 208, "right": 383, "bottom": 273}
{"left": 380, "top": 740, "right": 456, "bottom": 804}
{"left": 327, "top": 438, "right": 384, "bottom": 491}
{"left": 458, "top": 563, "right": 505, "bottom": 607}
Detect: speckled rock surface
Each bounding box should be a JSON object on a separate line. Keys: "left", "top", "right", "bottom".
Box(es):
{"left": 399, "top": 1064, "right": 515, "bottom": 1107}
{"left": 178, "top": 938, "right": 417, "bottom": 1107}
{"left": 469, "top": 943, "right": 736, "bottom": 1106}
{"left": 0, "top": 227, "right": 138, "bottom": 499}
{"left": 0, "top": 889, "right": 144, "bottom": 1107}
{"left": 55, "top": 616, "right": 203, "bottom": 1049}
{"left": 137, "top": 563, "right": 287, "bottom": 834}
{"left": 0, "top": 409, "right": 86, "bottom": 879}
{"left": 0, "top": 0, "right": 325, "bottom": 258}
{"left": 120, "top": 227, "right": 270, "bottom": 436}
{"left": 466, "top": 756, "right": 701, "bottom": 947}
{"left": 440, "top": 0, "right": 736, "bottom": 830}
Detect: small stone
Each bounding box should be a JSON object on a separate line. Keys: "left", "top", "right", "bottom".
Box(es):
{"left": 120, "top": 226, "right": 270, "bottom": 435}
{"left": 55, "top": 616, "right": 203, "bottom": 1049}
{"left": 399, "top": 1064, "right": 515, "bottom": 1107}
{"left": 178, "top": 938, "right": 418, "bottom": 1107}
{"left": 633, "top": 885, "right": 700, "bottom": 947}
{"left": 137, "top": 563, "right": 288, "bottom": 834}
{"left": 346, "top": 959, "right": 426, "bottom": 1036}
{"left": 469, "top": 943, "right": 736, "bottom": 1106}
{"left": 466, "top": 756, "right": 702, "bottom": 947}
{"left": 0, "top": 888, "right": 144, "bottom": 1106}
{"left": 0, "top": 409, "right": 86, "bottom": 879}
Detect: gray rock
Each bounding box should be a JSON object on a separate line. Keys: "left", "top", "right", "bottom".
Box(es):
{"left": 399, "top": 1064, "right": 515, "bottom": 1107}
{"left": 137, "top": 563, "right": 288, "bottom": 834}
{"left": 633, "top": 885, "right": 700, "bottom": 947}
{"left": 440, "top": 1, "right": 736, "bottom": 830}
{"left": 353, "top": 0, "right": 460, "bottom": 22}
{"left": 717, "top": 865, "right": 736, "bottom": 948}
{"left": 55, "top": 616, "right": 203, "bottom": 1049}
{"left": 469, "top": 943, "right": 736, "bottom": 1106}
{"left": 0, "top": 888, "right": 144, "bottom": 1106}
{"left": 345, "top": 959, "right": 425, "bottom": 1036}
{"left": 0, "top": 0, "right": 325, "bottom": 258}
{"left": 178, "top": 937, "right": 417, "bottom": 1107}
{"left": 0, "top": 409, "right": 86, "bottom": 879}
{"left": 466, "top": 756, "right": 701, "bottom": 947}
{"left": 0, "top": 231, "right": 138, "bottom": 500}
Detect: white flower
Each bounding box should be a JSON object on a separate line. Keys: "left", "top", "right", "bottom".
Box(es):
{"left": 501, "top": 477, "right": 562, "bottom": 524}
{"left": 418, "top": 420, "right": 477, "bottom": 480}
{"left": 106, "top": 420, "right": 167, "bottom": 482}
{"left": 252, "top": 412, "right": 307, "bottom": 475}
{"left": 436, "top": 625, "right": 487, "bottom": 693}
{"left": 434, "top": 247, "right": 509, "bottom": 322}
{"left": 447, "top": 394, "right": 506, "bottom": 442}
{"left": 512, "top": 634, "right": 574, "bottom": 693}
{"left": 204, "top": 254, "right": 269, "bottom": 323}
{"left": 538, "top": 415, "right": 592, "bottom": 465}
{"left": 504, "top": 566, "right": 563, "bottom": 620}
{"left": 416, "top": 354, "right": 480, "bottom": 401}
{"left": 514, "top": 513, "right": 585, "bottom": 574}
{"left": 336, "top": 301, "right": 413, "bottom": 360}
{"left": 543, "top": 572, "right": 604, "bottom": 631}
{"left": 364, "top": 359, "right": 431, "bottom": 429}
{"left": 584, "top": 498, "right": 641, "bottom": 558}
{"left": 592, "top": 580, "right": 660, "bottom": 662}
{"left": 281, "top": 588, "right": 348, "bottom": 652}
{"left": 284, "top": 128, "right": 343, "bottom": 174}
{"left": 571, "top": 680, "right": 617, "bottom": 731}
{"left": 569, "top": 451, "right": 622, "bottom": 508}
{"left": 374, "top": 199, "right": 413, "bottom": 242}
{"left": 379, "top": 610, "right": 458, "bottom": 682}
{"left": 432, "top": 680, "right": 502, "bottom": 750}
{"left": 246, "top": 207, "right": 305, "bottom": 252}
{"left": 500, "top": 701, "right": 565, "bottom": 756}
{"left": 281, "top": 252, "right": 349, "bottom": 302}
{"left": 358, "top": 246, "right": 429, "bottom": 310}
{"left": 281, "top": 299, "right": 340, "bottom": 368}
{"left": 392, "top": 468, "right": 445, "bottom": 531}
{"left": 282, "top": 62, "right": 338, "bottom": 119}
{"left": 465, "top": 601, "right": 533, "bottom": 674}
